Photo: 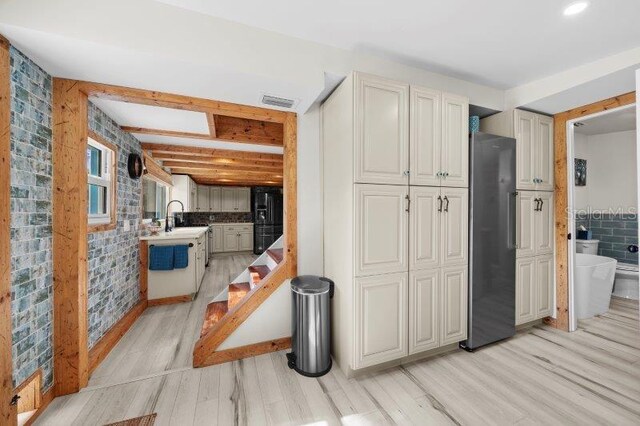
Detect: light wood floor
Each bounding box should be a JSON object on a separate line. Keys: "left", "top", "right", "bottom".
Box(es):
{"left": 36, "top": 262, "right": 640, "bottom": 425}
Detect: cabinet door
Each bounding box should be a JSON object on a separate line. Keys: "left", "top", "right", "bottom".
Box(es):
{"left": 238, "top": 231, "right": 253, "bottom": 251}
{"left": 354, "top": 73, "right": 409, "bottom": 185}
{"left": 440, "top": 266, "right": 468, "bottom": 345}
{"left": 440, "top": 188, "right": 468, "bottom": 266}
{"left": 514, "top": 110, "right": 536, "bottom": 190}
{"left": 355, "top": 184, "right": 408, "bottom": 277}
{"left": 535, "top": 115, "right": 554, "bottom": 191}
{"left": 535, "top": 192, "right": 554, "bottom": 256}
{"left": 536, "top": 255, "right": 554, "bottom": 319}
{"left": 210, "top": 187, "right": 222, "bottom": 212}
{"left": 516, "top": 191, "right": 536, "bottom": 258}
{"left": 221, "top": 187, "right": 237, "bottom": 212}
{"left": 223, "top": 231, "right": 239, "bottom": 252}
{"left": 236, "top": 187, "right": 251, "bottom": 212}
{"left": 409, "top": 87, "right": 441, "bottom": 186}
{"left": 515, "top": 257, "right": 536, "bottom": 325}
{"left": 354, "top": 273, "right": 408, "bottom": 368}
{"left": 213, "top": 225, "right": 224, "bottom": 252}
{"left": 197, "top": 185, "right": 209, "bottom": 212}
{"left": 440, "top": 93, "right": 469, "bottom": 188}
{"left": 409, "top": 186, "right": 440, "bottom": 270}
{"left": 409, "top": 269, "right": 439, "bottom": 354}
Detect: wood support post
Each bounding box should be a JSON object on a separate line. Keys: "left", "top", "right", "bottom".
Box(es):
{"left": 52, "top": 79, "right": 89, "bottom": 395}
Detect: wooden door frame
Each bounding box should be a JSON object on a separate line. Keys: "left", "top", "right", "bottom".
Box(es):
{"left": 0, "top": 34, "right": 16, "bottom": 425}
{"left": 52, "top": 79, "right": 297, "bottom": 393}
{"left": 551, "top": 92, "right": 636, "bottom": 331}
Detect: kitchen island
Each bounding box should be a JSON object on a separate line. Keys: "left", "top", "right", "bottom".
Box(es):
{"left": 140, "top": 226, "right": 209, "bottom": 305}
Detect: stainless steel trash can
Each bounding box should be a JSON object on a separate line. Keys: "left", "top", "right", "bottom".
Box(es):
{"left": 286, "top": 275, "right": 334, "bottom": 377}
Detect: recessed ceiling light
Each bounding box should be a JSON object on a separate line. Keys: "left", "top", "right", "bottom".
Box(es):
{"left": 564, "top": 1, "right": 589, "bottom": 16}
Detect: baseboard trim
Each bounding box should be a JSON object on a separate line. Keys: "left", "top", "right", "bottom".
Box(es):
{"left": 23, "top": 386, "right": 54, "bottom": 426}
{"left": 148, "top": 294, "right": 193, "bottom": 307}
{"left": 200, "top": 337, "right": 291, "bottom": 367}
{"left": 88, "top": 300, "right": 147, "bottom": 374}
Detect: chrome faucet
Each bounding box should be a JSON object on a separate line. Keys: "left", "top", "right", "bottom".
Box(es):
{"left": 165, "top": 200, "right": 185, "bottom": 232}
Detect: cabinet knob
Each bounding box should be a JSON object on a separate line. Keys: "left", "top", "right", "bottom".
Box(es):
{"left": 403, "top": 170, "right": 410, "bottom": 177}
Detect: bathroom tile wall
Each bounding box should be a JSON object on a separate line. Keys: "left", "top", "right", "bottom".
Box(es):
{"left": 576, "top": 213, "right": 638, "bottom": 265}
{"left": 87, "top": 102, "right": 143, "bottom": 348}
{"left": 9, "top": 46, "right": 54, "bottom": 389}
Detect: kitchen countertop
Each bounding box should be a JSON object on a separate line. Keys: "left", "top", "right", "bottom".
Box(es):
{"left": 140, "top": 226, "right": 210, "bottom": 241}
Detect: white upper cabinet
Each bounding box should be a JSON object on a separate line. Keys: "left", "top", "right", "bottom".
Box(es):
{"left": 409, "top": 87, "right": 468, "bottom": 187}
{"left": 515, "top": 110, "right": 537, "bottom": 190}
{"left": 535, "top": 115, "right": 554, "bottom": 191}
{"left": 409, "top": 87, "right": 441, "bottom": 186}
{"left": 196, "top": 185, "right": 209, "bottom": 211}
{"left": 355, "top": 184, "right": 408, "bottom": 277}
{"left": 354, "top": 74, "right": 409, "bottom": 185}
{"left": 220, "top": 187, "right": 251, "bottom": 212}
{"left": 221, "top": 187, "right": 237, "bottom": 212}
{"left": 409, "top": 186, "right": 440, "bottom": 270}
{"left": 441, "top": 93, "right": 469, "bottom": 187}
{"left": 440, "top": 187, "right": 468, "bottom": 266}
{"left": 409, "top": 269, "right": 439, "bottom": 354}
{"left": 355, "top": 273, "right": 408, "bottom": 368}
{"left": 210, "top": 187, "right": 222, "bottom": 212}
{"left": 480, "top": 109, "right": 554, "bottom": 192}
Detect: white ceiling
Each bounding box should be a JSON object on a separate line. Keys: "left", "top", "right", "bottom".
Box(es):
{"left": 156, "top": 0, "right": 640, "bottom": 89}
{"left": 575, "top": 107, "right": 636, "bottom": 136}
{"left": 90, "top": 98, "right": 210, "bottom": 133}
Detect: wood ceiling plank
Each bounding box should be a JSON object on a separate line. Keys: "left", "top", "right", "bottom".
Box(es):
{"left": 192, "top": 177, "right": 283, "bottom": 186}
{"left": 169, "top": 168, "right": 282, "bottom": 181}
{"left": 215, "top": 116, "right": 283, "bottom": 146}
{"left": 77, "top": 80, "right": 288, "bottom": 123}
{"left": 149, "top": 153, "right": 283, "bottom": 169}
{"left": 141, "top": 143, "right": 283, "bottom": 162}
{"left": 124, "top": 124, "right": 283, "bottom": 147}
{"left": 161, "top": 161, "right": 281, "bottom": 173}
{"left": 122, "top": 127, "right": 211, "bottom": 140}
{"left": 207, "top": 114, "right": 217, "bottom": 138}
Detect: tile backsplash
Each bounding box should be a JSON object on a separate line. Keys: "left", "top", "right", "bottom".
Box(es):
{"left": 179, "top": 212, "right": 253, "bottom": 225}
{"left": 575, "top": 213, "right": 638, "bottom": 265}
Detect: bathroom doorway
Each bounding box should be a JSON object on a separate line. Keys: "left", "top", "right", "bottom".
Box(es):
{"left": 566, "top": 103, "right": 639, "bottom": 331}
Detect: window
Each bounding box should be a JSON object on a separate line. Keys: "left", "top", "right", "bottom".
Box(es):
{"left": 142, "top": 178, "right": 169, "bottom": 220}
{"left": 87, "top": 135, "right": 116, "bottom": 228}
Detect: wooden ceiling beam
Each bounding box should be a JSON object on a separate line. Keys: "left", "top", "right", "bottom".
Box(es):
{"left": 161, "top": 161, "right": 281, "bottom": 174}
{"left": 122, "top": 127, "right": 211, "bottom": 140}
{"left": 193, "top": 178, "right": 283, "bottom": 187}
{"left": 169, "top": 168, "right": 282, "bottom": 181}
{"left": 141, "top": 143, "right": 283, "bottom": 162}
{"left": 124, "top": 125, "right": 282, "bottom": 147}
{"left": 77, "top": 80, "right": 288, "bottom": 123}
{"left": 207, "top": 114, "right": 217, "bottom": 138}
{"left": 148, "top": 153, "right": 282, "bottom": 169}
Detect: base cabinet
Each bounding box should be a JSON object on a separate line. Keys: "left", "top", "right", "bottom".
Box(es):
{"left": 516, "top": 254, "right": 553, "bottom": 325}
{"left": 221, "top": 224, "right": 254, "bottom": 253}
{"left": 355, "top": 273, "right": 408, "bottom": 369}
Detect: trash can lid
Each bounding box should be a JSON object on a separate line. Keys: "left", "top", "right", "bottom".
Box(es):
{"left": 291, "top": 275, "right": 332, "bottom": 295}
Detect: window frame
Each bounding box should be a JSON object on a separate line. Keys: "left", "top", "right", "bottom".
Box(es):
{"left": 87, "top": 131, "right": 117, "bottom": 232}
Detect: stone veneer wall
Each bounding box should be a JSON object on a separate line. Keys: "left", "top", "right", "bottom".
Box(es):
{"left": 575, "top": 213, "right": 638, "bottom": 265}
{"left": 9, "top": 47, "right": 54, "bottom": 389}
{"left": 87, "top": 102, "right": 143, "bottom": 348}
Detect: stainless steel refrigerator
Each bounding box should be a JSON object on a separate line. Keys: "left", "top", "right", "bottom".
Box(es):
{"left": 461, "top": 132, "right": 517, "bottom": 351}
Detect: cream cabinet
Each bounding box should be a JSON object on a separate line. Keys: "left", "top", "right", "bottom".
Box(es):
{"left": 221, "top": 187, "right": 251, "bottom": 212}
{"left": 322, "top": 71, "right": 470, "bottom": 377}
{"left": 210, "top": 187, "right": 222, "bottom": 212}
{"left": 517, "top": 191, "right": 554, "bottom": 258}
{"left": 171, "top": 174, "right": 197, "bottom": 212}
{"left": 516, "top": 254, "right": 553, "bottom": 325}
{"left": 211, "top": 224, "right": 224, "bottom": 253}
{"left": 354, "top": 73, "right": 409, "bottom": 185}
{"left": 480, "top": 109, "right": 554, "bottom": 191}
{"left": 196, "top": 185, "right": 209, "bottom": 211}
{"left": 410, "top": 186, "right": 468, "bottom": 269}
{"left": 355, "top": 272, "right": 408, "bottom": 368}
{"left": 409, "top": 87, "right": 468, "bottom": 187}
{"left": 355, "top": 184, "right": 408, "bottom": 277}
{"left": 222, "top": 224, "right": 254, "bottom": 252}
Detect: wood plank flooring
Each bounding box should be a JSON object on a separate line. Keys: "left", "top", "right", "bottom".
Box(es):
{"left": 36, "top": 264, "right": 640, "bottom": 425}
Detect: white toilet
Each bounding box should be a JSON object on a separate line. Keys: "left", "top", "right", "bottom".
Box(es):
{"left": 576, "top": 239, "right": 599, "bottom": 255}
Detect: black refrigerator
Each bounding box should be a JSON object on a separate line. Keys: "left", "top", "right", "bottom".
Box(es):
{"left": 252, "top": 187, "right": 283, "bottom": 254}
{"left": 461, "top": 132, "right": 517, "bottom": 351}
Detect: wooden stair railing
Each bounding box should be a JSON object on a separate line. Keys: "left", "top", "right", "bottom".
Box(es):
{"left": 194, "top": 243, "right": 293, "bottom": 367}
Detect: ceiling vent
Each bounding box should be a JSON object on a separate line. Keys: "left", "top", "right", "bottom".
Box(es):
{"left": 261, "top": 94, "right": 296, "bottom": 109}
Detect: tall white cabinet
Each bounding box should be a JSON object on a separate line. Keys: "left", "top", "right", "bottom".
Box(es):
{"left": 481, "top": 109, "right": 555, "bottom": 325}
{"left": 323, "top": 72, "right": 469, "bottom": 375}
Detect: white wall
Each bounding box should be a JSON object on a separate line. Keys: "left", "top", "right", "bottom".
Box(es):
{"left": 573, "top": 130, "right": 637, "bottom": 213}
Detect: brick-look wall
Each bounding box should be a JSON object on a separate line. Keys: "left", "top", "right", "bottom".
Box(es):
{"left": 9, "top": 47, "right": 54, "bottom": 389}
{"left": 87, "top": 102, "right": 143, "bottom": 348}
{"left": 576, "top": 213, "right": 638, "bottom": 265}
